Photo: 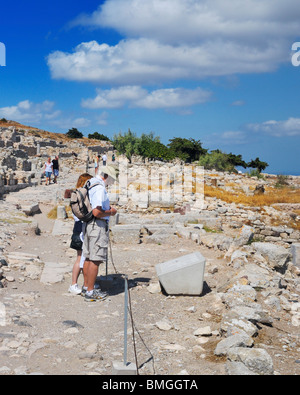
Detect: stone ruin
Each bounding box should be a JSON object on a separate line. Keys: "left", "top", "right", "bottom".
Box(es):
{"left": 0, "top": 126, "right": 112, "bottom": 199}
{"left": 0, "top": 126, "right": 206, "bottom": 211}
{"left": 1, "top": 125, "right": 299, "bottom": 248}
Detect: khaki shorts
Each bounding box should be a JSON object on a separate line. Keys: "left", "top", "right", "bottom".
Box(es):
{"left": 83, "top": 219, "right": 109, "bottom": 262}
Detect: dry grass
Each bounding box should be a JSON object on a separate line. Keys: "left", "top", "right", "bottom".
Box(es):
{"left": 273, "top": 219, "right": 300, "bottom": 231}
{"left": 204, "top": 185, "right": 300, "bottom": 207}
{"left": 47, "top": 205, "right": 72, "bottom": 220}
{"left": 0, "top": 120, "right": 40, "bottom": 129}
{"left": 47, "top": 206, "right": 58, "bottom": 220}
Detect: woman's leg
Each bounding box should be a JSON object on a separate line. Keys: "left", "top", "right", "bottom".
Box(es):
{"left": 72, "top": 250, "right": 82, "bottom": 285}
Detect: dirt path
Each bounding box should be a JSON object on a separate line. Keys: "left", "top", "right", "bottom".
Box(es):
{"left": 0, "top": 200, "right": 233, "bottom": 376}
{"left": 1, "top": 184, "right": 300, "bottom": 376}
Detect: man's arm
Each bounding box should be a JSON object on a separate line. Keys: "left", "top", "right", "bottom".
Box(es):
{"left": 93, "top": 206, "right": 117, "bottom": 218}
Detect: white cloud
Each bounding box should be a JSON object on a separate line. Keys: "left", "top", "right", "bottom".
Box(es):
{"left": 246, "top": 118, "right": 300, "bottom": 137}
{"left": 0, "top": 100, "right": 92, "bottom": 130}
{"left": 205, "top": 117, "right": 300, "bottom": 147}
{"left": 72, "top": 0, "right": 300, "bottom": 46}
{"left": 81, "top": 85, "right": 212, "bottom": 109}
{"left": 82, "top": 86, "right": 146, "bottom": 109}
{"left": 136, "top": 87, "right": 212, "bottom": 109}
{"left": 0, "top": 100, "right": 59, "bottom": 124}
{"left": 46, "top": 116, "right": 91, "bottom": 130}
{"left": 48, "top": 36, "right": 284, "bottom": 85}
{"left": 53, "top": 0, "right": 300, "bottom": 86}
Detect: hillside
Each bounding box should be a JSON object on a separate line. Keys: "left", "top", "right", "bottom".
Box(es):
{"left": 0, "top": 119, "right": 107, "bottom": 147}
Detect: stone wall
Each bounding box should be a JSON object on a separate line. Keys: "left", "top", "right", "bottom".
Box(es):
{"left": 0, "top": 126, "right": 92, "bottom": 197}
{"left": 106, "top": 158, "right": 300, "bottom": 246}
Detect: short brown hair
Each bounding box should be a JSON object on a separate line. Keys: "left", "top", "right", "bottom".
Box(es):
{"left": 76, "top": 173, "right": 93, "bottom": 189}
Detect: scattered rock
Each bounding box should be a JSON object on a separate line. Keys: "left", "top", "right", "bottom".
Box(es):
{"left": 147, "top": 282, "right": 161, "bottom": 294}
{"left": 214, "top": 334, "right": 253, "bottom": 357}
{"left": 155, "top": 319, "right": 173, "bottom": 331}
{"left": 252, "top": 242, "right": 292, "bottom": 272}
{"left": 193, "top": 326, "right": 212, "bottom": 337}
{"left": 227, "top": 347, "right": 274, "bottom": 375}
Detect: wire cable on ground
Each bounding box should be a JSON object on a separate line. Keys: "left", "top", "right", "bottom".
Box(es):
{"left": 126, "top": 277, "right": 139, "bottom": 375}
{"left": 109, "top": 234, "right": 156, "bottom": 375}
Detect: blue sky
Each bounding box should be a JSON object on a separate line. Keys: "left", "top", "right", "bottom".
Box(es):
{"left": 0, "top": 0, "right": 300, "bottom": 175}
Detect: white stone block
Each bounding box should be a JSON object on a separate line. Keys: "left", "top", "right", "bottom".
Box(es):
{"left": 156, "top": 252, "right": 206, "bottom": 296}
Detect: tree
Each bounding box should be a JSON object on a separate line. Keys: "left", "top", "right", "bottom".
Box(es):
{"left": 137, "top": 132, "right": 172, "bottom": 161}
{"left": 227, "top": 153, "right": 247, "bottom": 169}
{"left": 66, "top": 128, "right": 83, "bottom": 139}
{"left": 88, "top": 132, "right": 110, "bottom": 141}
{"left": 247, "top": 157, "right": 269, "bottom": 173}
{"left": 168, "top": 138, "right": 207, "bottom": 163}
{"left": 112, "top": 129, "right": 140, "bottom": 163}
{"left": 199, "top": 151, "right": 236, "bottom": 172}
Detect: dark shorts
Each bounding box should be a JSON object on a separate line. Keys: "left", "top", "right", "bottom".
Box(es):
{"left": 70, "top": 221, "right": 83, "bottom": 251}
{"left": 70, "top": 232, "right": 83, "bottom": 251}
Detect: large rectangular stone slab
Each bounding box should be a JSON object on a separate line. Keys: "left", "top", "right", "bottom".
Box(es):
{"left": 156, "top": 252, "right": 206, "bottom": 296}
{"left": 52, "top": 219, "right": 73, "bottom": 236}
{"left": 111, "top": 225, "right": 141, "bottom": 244}
{"left": 40, "top": 261, "right": 72, "bottom": 284}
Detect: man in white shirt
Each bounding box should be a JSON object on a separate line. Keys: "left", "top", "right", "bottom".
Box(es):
{"left": 102, "top": 153, "right": 107, "bottom": 166}
{"left": 83, "top": 166, "right": 117, "bottom": 302}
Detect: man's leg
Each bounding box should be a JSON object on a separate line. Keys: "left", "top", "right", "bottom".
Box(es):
{"left": 85, "top": 260, "right": 107, "bottom": 301}
{"left": 87, "top": 260, "right": 102, "bottom": 292}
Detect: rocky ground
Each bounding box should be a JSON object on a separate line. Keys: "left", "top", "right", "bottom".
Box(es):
{"left": 0, "top": 167, "right": 299, "bottom": 376}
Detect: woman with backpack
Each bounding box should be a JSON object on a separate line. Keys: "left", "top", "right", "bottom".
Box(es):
{"left": 68, "top": 173, "right": 93, "bottom": 295}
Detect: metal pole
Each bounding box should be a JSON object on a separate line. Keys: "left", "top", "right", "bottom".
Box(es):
{"left": 105, "top": 252, "right": 108, "bottom": 279}
{"left": 106, "top": 226, "right": 109, "bottom": 280}
{"left": 124, "top": 276, "right": 128, "bottom": 366}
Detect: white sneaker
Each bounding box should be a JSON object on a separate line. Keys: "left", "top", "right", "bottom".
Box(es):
{"left": 69, "top": 284, "right": 82, "bottom": 295}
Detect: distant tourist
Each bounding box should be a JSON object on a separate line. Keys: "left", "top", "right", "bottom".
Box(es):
{"left": 52, "top": 155, "right": 59, "bottom": 184}
{"left": 94, "top": 155, "right": 100, "bottom": 175}
{"left": 112, "top": 153, "right": 115, "bottom": 162}
{"left": 69, "top": 173, "right": 93, "bottom": 295}
{"left": 44, "top": 157, "right": 53, "bottom": 186}
{"left": 102, "top": 153, "right": 107, "bottom": 166}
